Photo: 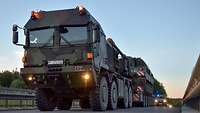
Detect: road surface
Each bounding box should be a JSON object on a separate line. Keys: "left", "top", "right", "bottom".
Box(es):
{"left": 0, "top": 107, "right": 181, "bottom": 113}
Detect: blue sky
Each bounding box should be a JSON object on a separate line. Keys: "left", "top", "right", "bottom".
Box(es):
{"left": 0, "top": 0, "right": 200, "bottom": 98}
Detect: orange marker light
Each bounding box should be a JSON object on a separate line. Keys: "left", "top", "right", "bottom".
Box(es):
{"left": 77, "top": 5, "right": 86, "bottom": 15}
{"left": 87, "top": 52, "right": 93, "bottom": 60}
{"left": 78, "top": 5, "right": 84, "bottom": 11}
{"left": 31, "top": 11, "right": 41, "bottom": 19}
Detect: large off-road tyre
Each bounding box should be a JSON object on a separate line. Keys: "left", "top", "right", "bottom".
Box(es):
{"left": 128, "top": 85, "right": 133, "bottom": 108}
{"left": 142, "top": 95, "right": 146, "bottom": 107}
{"left": 57, "top": 98, "right": 72, "bottom": 110}
{"left": 89, "top": 76, "right": 108, "bottom": 111}
{"left": 118, "top": 84, "right": 129, "bottom": 108}
{"left": 108, "top": 80, "right": 118, "bottom": 110}
{"left": 36, "top": 89, "right": 56, "bottom": 111}
{"left": 80, "top": 98, "right": 90, "bottom": 109}
{"left": 145, "top": 96, "right": 148, "bottom": 107}
{"left": 123, "top": 84, "right": 129, "bottom": 108}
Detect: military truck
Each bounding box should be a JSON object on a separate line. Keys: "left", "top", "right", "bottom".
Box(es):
{"left": 12, "top": 6, "right": 133, "bottom": 111}
{"left": 154, "top": 95, "right": 167, "bottom": 106}
{"left": 127, "top": 57, "right": 154, "bottom": 107}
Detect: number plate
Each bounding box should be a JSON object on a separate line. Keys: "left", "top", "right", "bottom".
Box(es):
{"left": 74, "top": 66, "right": 84, "bottom": 71}
{"left": 48, "top": 60, "right": 63, "bottom": 65}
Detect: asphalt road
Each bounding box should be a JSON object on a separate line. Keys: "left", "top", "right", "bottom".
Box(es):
{"left": 0, "top": 107, "right": 181, "bottom": 113}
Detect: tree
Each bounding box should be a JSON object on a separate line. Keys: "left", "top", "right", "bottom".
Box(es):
{"left": 0, "top": 70, "right": 19, "bottom": 87}
{"left": 10, "top": 78, "right": 27, "bottom": 89}
{"left": 153, "top": 79, "right": 167, "bottom": 97}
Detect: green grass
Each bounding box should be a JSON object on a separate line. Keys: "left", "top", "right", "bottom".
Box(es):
{"left": 0, "top": 100, "right": 35, "bottom": 107}
{"left": 167, "top": 98, "right": 182, "bottom": 107}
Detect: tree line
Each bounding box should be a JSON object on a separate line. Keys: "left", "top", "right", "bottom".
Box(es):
{"left": 0, "top": 70, "right": 27, "bottom": 88}
{"left": 153, "top": 78, "right": 167, "bottom": 96}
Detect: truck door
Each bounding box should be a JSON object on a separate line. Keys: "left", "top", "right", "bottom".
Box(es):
{"left": 93, "top": 32, "right": 109, "bottom": 70}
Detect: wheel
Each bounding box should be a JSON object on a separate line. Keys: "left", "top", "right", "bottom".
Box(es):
{"left": 36, "top": 88, "right": 56, "bottom": 111}
{"left": 117, "top": 84, "right": 129, "bottom": 108}
{"left": 123, "top": 84, "right": 129, "bottom": 108}
{"left": 128, "top": 85, "right": 133, "bottom": 108}
{"left": 146, "top": 96, "right": 148, "bottom": 107}
{"left": 108, "top": 80, "right": 118, "bottom": 110}
{"left": 143, "top": 96, "right": 147, "bottom": 107}
{"left": 80, "top": 98, "right": 90, "bottom": 109}
{"left": 89, "top": 76, "right": 108, "bottom": 111}
{"left": 57, "top": 98, "right": 72, "bottom": 110}
{"left": 142, "top": 96, "right": 145, "bottom": 107}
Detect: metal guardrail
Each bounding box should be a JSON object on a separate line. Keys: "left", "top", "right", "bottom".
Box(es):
{"left": 0, "top": 87, "right": 80, "bottom": 109}
{"left": 183, "top": 55, "right": 200, "bottom": 111}
{"left": 0, "top": 87, "right": 35, "bottom": 108}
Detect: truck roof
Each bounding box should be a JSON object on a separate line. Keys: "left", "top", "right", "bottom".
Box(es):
{"left": 24, "top": 7, "right": 102, "bottom": 31}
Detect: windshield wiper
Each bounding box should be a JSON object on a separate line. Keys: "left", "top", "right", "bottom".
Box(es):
{"left": 60, "top": 36, "right": 72, "bottom": 46}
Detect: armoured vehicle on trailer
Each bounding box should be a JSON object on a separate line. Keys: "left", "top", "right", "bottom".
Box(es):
{"left": 127, "top": 57, "right": 155, "bottom": 107}
{"left": 12, "top": 6, "right": 133, "bottom": 111}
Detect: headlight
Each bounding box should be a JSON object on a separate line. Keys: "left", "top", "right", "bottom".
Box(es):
{"left": 27, "top": 74, "right": 34, "bottom": 81}
{"left": 28, "top": 76, "right": 33, "bottom": 81}
{"left": 163, "top": 99, "right": 167, "bottom": 103}
{"left": 154, "top": 99, "right": 158, "bottom": 103}
{"left": 168, "top": 104, "right": 172, "bottom": 108}
{"left": 82, "top": 73, "right": 90, "bottom": 80}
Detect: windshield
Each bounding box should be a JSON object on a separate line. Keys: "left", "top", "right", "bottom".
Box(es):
{"left": 29, "top": 28, "right": 54, "bottom": 47}
{"left": 29, "top": 27, "right": 88, "bottom": 47}
{"left": 60, "top": 27, "right": 88, "bottom": 45}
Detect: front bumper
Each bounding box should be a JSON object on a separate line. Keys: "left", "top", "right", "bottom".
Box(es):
{"left": 20, "top": 65, "right": 95, "bottom": 90}
{"left": 21, "top": 65, "right": 92, "bottom": 75}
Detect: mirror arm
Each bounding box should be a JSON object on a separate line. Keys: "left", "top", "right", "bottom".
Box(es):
{"left": 15, "top": 43, "right": 25, "bottom": 46}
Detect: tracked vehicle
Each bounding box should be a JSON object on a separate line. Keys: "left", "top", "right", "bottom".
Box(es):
{"left": 12, "top": 6, "right": 133, "bottom": 111}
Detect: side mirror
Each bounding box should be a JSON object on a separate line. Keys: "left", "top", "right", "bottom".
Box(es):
{"left": 12, "top": 24, "right": 18, "bottom": 44}
{"left": 93, "top": 27, "right": 100, "bottom": 43}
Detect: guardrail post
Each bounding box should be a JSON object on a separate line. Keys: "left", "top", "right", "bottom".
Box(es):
{"left": 5, "top": 99, "right": 8, "bottom": 108}
{"left": 19, "top": 99, "right": 22, "bottom": 107}
{"left": 32, "top": 99, "right": 35, "bottom": 107}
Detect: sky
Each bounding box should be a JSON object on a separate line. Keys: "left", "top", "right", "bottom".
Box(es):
{"left": 0, "top": 0, "right": 200, "bottom": 98}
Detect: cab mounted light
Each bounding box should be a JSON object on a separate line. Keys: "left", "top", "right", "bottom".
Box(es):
{"left": 77, "top": 5, "right": 86, "bottom": 15}
{"left": 87, "top": 52, "right": 93, "bottom": 60}
{"left": 22, "top": 51, "right": 28, "bottom": 64}
{"left": 31, "top": 11, "right": 42, "bottom": 19}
